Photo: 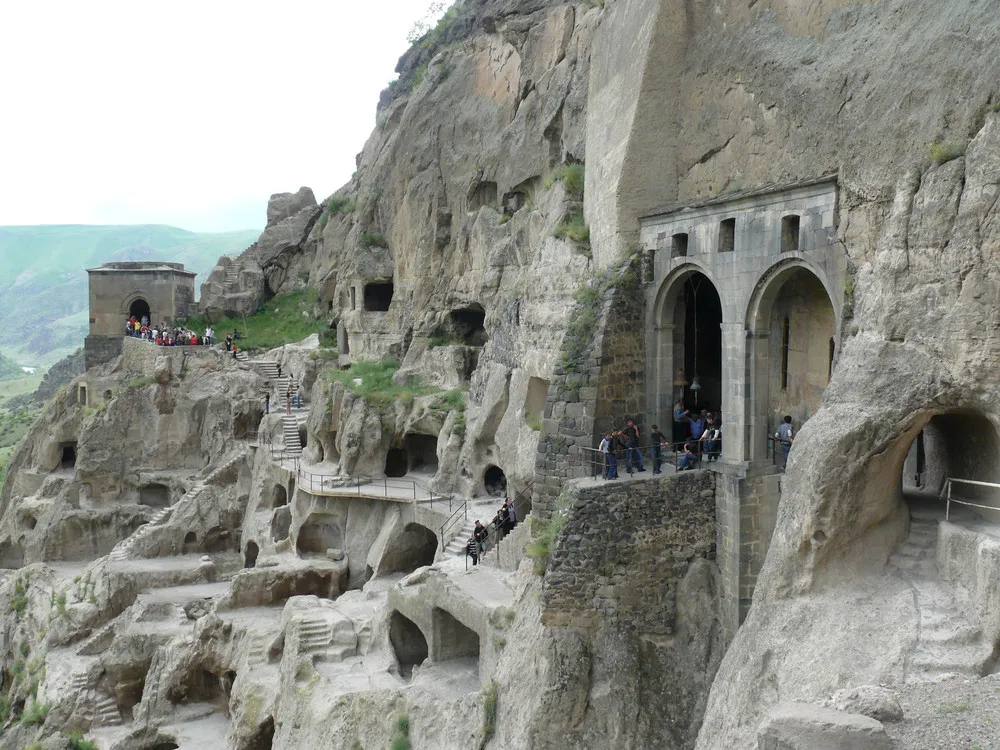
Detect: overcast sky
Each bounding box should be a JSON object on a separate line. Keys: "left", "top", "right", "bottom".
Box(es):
{"left": 0, "top": 1, "right": 447, "bottom": 232}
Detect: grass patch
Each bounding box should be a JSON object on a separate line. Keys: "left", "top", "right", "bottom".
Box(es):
{"left": 328, "top": 359, "right": 430, "bottom": 409}
{"left": 390, "top": 713, "right": 411, "bottom": 750}
{"left": 182, "top": 290, "right": 334, "bottom": 355}
{"left": 527, "top": 486, "right": 574, "bottom": 575}
{"left": 546, "top": 163, "right": 585, "bottom": 200}
{"left": 9, "top": 577, "right": 28, "bottom": 615}
{"left": 428, "top": 331, "right": 463, "bottom": 348}
{"left": 360, "top": 231, "right": 387, "bottom": 249}
{"left": 929, "top": 140, "right": 966, "bottom": 165}
{"left": 937, "top": 697, "right": 971, "bottom": 714}
{"left": 318, "top": 195, "right": 357, "bottom": 231}
{"left": 482, "top": 682, "right": 498, "bottom": 741}
{"left": 554, "top": 213, "right": 591, "bottom": 256}
{"left": 525, "top": 413, "right": 542, "bottom": 431}
{"left": 67, "top": 732, "right": 98, "bottom": 750}
{"left": 20, "top": 700, "right": 50, "bottom": 725}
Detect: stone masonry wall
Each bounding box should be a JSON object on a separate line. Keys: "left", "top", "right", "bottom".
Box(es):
{"left": 532, "top": 256, "right": 644, "bottom": 519}
{"left": 542, "top": 470, "right": 717, "bottom": 634}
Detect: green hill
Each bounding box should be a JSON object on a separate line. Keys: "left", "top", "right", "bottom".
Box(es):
{"left": 0, "top": 224, "right": 260, "bottom": 364}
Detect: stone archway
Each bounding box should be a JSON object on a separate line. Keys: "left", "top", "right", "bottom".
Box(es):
{"left": 379, "top": 523, "right": 438, "bottom": 574}
{"left": 745, "top": 261, "right": 838, "bottom": 462}
{"left": 651, "top": 266, "right": 725, "bottom": 431}
{"left": 128, "top": 297, "right": 151, "bottom": 322}
{"left": 388, "top": 611, "right": 428, "bottom": 680}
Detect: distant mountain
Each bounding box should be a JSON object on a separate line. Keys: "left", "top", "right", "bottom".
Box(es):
{"left": 0, "top": 352, "right": 21, "bottom": 382}
{"left": 0, "top": 225, "right": 259, "bottom": 364}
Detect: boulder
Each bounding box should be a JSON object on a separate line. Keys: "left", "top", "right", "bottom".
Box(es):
{"left": 757, "top": 703, "right": 894, "bottom": 750}
{"left": 266, "top": 186, "right": 317, "bottom": 228}
{"left": 827, "top": 686, "right": 904, "bottom": 723}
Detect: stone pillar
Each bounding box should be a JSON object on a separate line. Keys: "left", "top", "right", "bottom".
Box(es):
{"left": 720, "top": 322, "right": 747, "bottom": 464}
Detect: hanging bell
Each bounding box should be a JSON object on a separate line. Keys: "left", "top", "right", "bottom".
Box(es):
{"left": 690, "top": 376, "right": 702, "bottom": 391}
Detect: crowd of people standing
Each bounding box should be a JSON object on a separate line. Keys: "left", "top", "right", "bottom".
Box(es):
{"left": 125, "top": 315, "right": 215, "bottom": 347}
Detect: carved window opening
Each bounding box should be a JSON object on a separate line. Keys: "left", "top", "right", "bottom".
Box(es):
{"left": 719, "top": 218, "right": 736, "bottom": 253}
{"left": 781, "top": 214, "right": 801, "bottom": 253}
{"left": 671, "top": 233, "right": 689, "bottom": 258}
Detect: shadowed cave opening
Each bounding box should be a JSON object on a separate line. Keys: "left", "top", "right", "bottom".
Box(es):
{"left": 129, "top": 298, "right": 151, "bottom": 322}
{"left": 484, "top": 465, "right": 506, "bottom": 497}
{"left": 404, "top": 433, "right": 438, "bottom": 475}
{"left": 183, "top": 532, "right": 198, "bottom": 555}
{"left": 296, "top": 513, "right": 343, "bottom": 557}
{"left": 449, "top": 304, "right": 487, "bottom": 346}
{"left": 139, "top": 483, "right": 170, "bottom": 508}
{"left": 900, "top": 410, "right": 1000, "bottom": 522}
{"left": 60, "top": 442, "right": 78, "bottom": 470}
{"left": 379, "top": 523, "right": 438, "bottom": 574}
{"left": 389, "top": 611, "right": 428, "bottom": 681}
{"left": 385, "top": 447, "right": 408, "bottom": 478}
{"left": 432, "top": 607, "right": 480, "bottom": 664}
{"left": 363, "top": 281, "right": 394, "bottom": 312}
{"left": 245, "top": 541, "right": 259, "bottom": 569}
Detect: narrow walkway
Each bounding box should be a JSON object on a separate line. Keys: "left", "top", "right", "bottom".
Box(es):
{"left": 888, "top": 494, "right": 992, "bottom": 682}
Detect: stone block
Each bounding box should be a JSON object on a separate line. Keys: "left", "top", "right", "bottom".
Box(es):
{"left": 757, "top": 702, "right": 893, "bottom": 750}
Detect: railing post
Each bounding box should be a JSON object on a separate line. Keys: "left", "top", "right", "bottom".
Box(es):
{"left": 947, "top": 480, "right": 952, "bottom": 521}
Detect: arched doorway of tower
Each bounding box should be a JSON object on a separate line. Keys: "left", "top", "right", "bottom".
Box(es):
{"left": 652, "top": 268, "right": 724, "bottom": 439}
{"left": 746, "top": 262, "right": 837, "bottom": 462}
{"left": 129, "top": 297, "right": 151, "bottom": 323}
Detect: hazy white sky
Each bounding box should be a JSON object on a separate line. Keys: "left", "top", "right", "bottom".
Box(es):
{"left": 0, "top": 1, "right": 447, "bottom": 231}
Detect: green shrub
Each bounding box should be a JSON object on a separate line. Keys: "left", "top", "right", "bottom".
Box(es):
{"left": 560, "top": 265, "right": 639, "bottom": 372}
{"left": 482, "top": 682, "right": 498, "bottom": 741}
{"left": 67, "top": 732, "right": 98, "bottom": 750}
{"left": 549, "top": 163, "right": 585, "bottom": 200}
{"left": 929, "top": 140, "right": 966, "bottom": 165}
{"left": 390, "top": 713, "right": 412, "bottom": 750}
{"left": 452, "top": 410, "right": 467, "bottom": 439}
{"left": 20, "top": 700, "right": 50, "bottom": 725}
{"left": 526, "top": 488, "right": 573, "bottom": 575}
{"left": 327, "top": 195, "right": 357, "bottom": 216}
{"left": 360, "top": 231, "right": 387, "bottom": 248}
{"left": 56, "top": 591, "right": 68, "bottom": 617}
{"left": 554, "top": 213, "right": 590, "bottom": 246}
{"left": 428, "top": 331, "right": 462, "bottom": 348}
{"left": 9, "top": 578, "right": 28, "bottom": 615}
{"left": 525, "top": 414, "right": 542, "bottom": 431}
{"left": 18, "top": 640, "right": 29, "bottom": 658}
{"left": 124, "top": 376, "right": 157, "bottom": 390}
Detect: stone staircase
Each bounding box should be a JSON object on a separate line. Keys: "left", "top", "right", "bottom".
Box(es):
{"left": 444, "top": 517, "right": 478, "bottom": 557}
{"left": 246, "top": 633, "right": 266, "bottom": 667}
{"left": 109, "top": 481, "right": 206, "bottom": 562}
{"left": 888, "top": 515, "right": 991, "bottom": 682}
{"left": 298, "top": 616, "right": 354, "bottom": 662}
{"left": 72, "top": 672, "right": 122, "bottom": 727}
{"left": 282, "top": 415, "right": 303, "bottom": 456}
{"left": 224, "top": 264, "right": 240, "bottom": 289}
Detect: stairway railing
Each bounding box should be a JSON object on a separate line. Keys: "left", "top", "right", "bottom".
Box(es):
{"left": 440, "top": 500, "right": 469, "bottom": 552}
{"left": 940, "top": 477, "right": 1000, "bottom": 520}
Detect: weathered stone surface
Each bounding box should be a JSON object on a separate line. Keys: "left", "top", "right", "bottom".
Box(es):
{"left": 827, "top": 686, "right": 903, "bottom": 723}
{"left": 757, "top": 703, "right": 893, "bottom": 750}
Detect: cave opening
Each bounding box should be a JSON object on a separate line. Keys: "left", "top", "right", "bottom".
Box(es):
{"left": 388, "top": 611, "right": 428, "bottom": 681}
{"left": 270, "top": 484, "right": 288, "bottom": 509}
{"left": 60, "top": 442, "right": 78, "bottom": 470}
{"left": 363, "top": 281, "right": 394, "bottom": 312}
{"left": 900, "top": 410, "right": 1000, "bottom": 523}
{"left": 404, "top": 434, "right": 438, "bottom": 475}
{"left": 432, "top": 607, "right": 480, "bottom": 664}
{"left": 139, "top": 483, "right": 170, "bottom": 508}
{"left": 484, "top": 465, "right": 507, "bottom": 497}
{"left": 183, "top": 532, "right": 198, "bottom": 555}
{"left": 385, "top": 447, "right": 408, "bottom": 478}
{"left": 271, "top": 507, "right": 292, "bottom": 542}
{"left": 449, "top": 304, "right": 487, "bottom": 346}
{"left": 296, "top": 514, "right": 343, "bottom": 557}
{"left": 245, "top": 541, "right": 259, "bottom": 569}
{"left": 379, "top": 523, "right": 438, "bottom": 574}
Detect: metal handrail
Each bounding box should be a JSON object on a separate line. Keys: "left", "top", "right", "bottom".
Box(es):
{"left": 295, "top": 467, "right": 445, "bottom": 504}
{"left": 940, "top": 477, "right": 1000, "bottom": 520}
{"left": 581, "top": 435, "right": 721, "bottom": 478}
{"left": 255, "top": 429, "right": 301, "bottom": 469}
{"left": 489, "top": 481, "right": 534, "bottom": 562}
{"left": 440, "top": 501, "right": 469, "bottom": 552}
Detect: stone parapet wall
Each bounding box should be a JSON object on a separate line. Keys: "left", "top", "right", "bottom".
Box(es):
{"left": 84, "top": 335, "right": 124, "bottom": 370}
{"left": 541, "top": 470, "right": 717, "bottom": 634}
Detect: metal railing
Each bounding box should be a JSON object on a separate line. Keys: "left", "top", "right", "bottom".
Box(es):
{"left": 486, "top": 481, "right": 534, "bottom": 563}
{"left": 768, "top": 435, "right": 791, "bottom": 471}
{"left": 295, "top": 467, "right": 446, "bottom": 505}
{"left": 441, "top": 501, "right": 469, "bottom": 553}
{"left": 581, "top": 436, "right": 721, "bottom": 479}
{"left": 255, "top": 429, "right": 301, "bottom": 469}
{"left": 940, "top": 477, "right": 1000, "bottom": 521}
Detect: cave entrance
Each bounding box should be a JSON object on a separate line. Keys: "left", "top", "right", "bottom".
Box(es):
{"left": 449, "top": 304, "right": 487, "bottom": 346}
{"left": 363, "top": 281, "right": 394, "bottom": 312}
{"left": 139, "top": 484, "right": 170, "bottom": 508}
{"left": 388, "top": 611, "right": 428, "bottom": 681}
{"left": 385, "top": 447, "right": 408, "bottom": 478}
{"left": 484, "top": 465, "right": 506, "bottom": 497}
{"left": 129, "top": 298, "right": 151, "bottom": 323}
{"left": 60, "top": 442, "right": 78, "bottom": 470}
{"left": 270, "top": 484, "right": 288, "bottom": 509}
{"left": 271, "top": 507, "right": 292, "bottom": 542}
{"left": 379, "top": 523, "right": 438, "bottom": 574}
{"left": 245, "top": 541, "right": 259, "bottom": 569}
{"left": 296, "top": 513, "right": 343, "bottom": 557}
{"left": 900, "top": 410, "right": 1000, "bottom": 523}
{"left": 432, "top": 607, "right": 480, "bottom": 664}
{"left": 183, "top": 532, "right": 198, "bottom": 555}
{"left": 404, "top": 434, "right": 438, "bottom": 475}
